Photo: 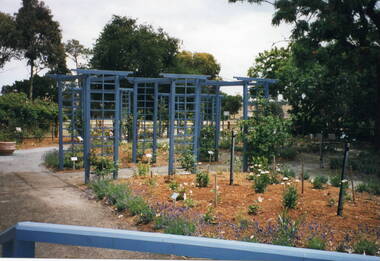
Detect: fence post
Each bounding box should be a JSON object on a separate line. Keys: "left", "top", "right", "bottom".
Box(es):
{"left": 2, "top": 240, "right": 35, "bottom": 258}
{"left": 337, "top": 142, "right": 350, "bottom": 216}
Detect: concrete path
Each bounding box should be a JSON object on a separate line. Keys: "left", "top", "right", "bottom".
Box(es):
{"left": 0, "top": 147, "right": 171, "bottom": 259}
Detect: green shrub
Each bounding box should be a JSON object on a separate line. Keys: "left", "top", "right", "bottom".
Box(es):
{"left": 253, "top": 174, "right": 271, "bottom": 193}
{"left": 136, "top": 162, "right": 150, "bottom": 176}
{"left": 43, "top": 149, "right": 83, "bottom": 170}
{"left": 196, "top": 171, "right": 209, "bottom": 187}
{"left": 137, "top": 206, "right": 155, "bottom": 224}
{"left": 283, "top": 185, "right": 298, "bottom": 209}
{"left": 168, "top": 180, "right": 179, "bottom": 191}
{"left": 356, "top": 182, "right": 380, "bottom": 195}
{"left": 248, "top": 204, "right": 260, "bottom": 215}
{"left": 127, "top": 196, "right": 148, "bottom": 216}
{"left": 91, "top": 156, "right": 117, "bottom": 178}
{"left": 43, "top": 150, "right": 60, "bottom": 169}
{"left": 302, "top": 172, "right": 310, "bottom": 180}
{"left": 90, "top": 179, "right": 111, "bottom": 200}
{"left": 306, "top": 236, "right": 326, "bottom": 250}
{"left": 330, "top": 175, "right": 349, "bottom": 188}
{"left": 272, "top": 211, "right": 300, "bottom": 247}
{"left": 199, "top": 126, "right": 216, "bottom": 161}
{"left": 164, "top": 217, "right": 196, "bottom": 235}
{"left": 353, "top": 239, "right": 379, "bottom": 255}
{"left": 312, "top": 176, "right": 328, "bottom": 189}
{"left": 179, "top": 151, "right": 196, "bottom": 173}
{"left": 184, "top": 198, "right": 197, "bottom": 208}
{"left": 154, "top": 215, "right": 171, "bottom": 230}
{"left": 203, "top": 207, "right": 217, "bottom": 224}
{"left": 107, "top": 183, "right": 130, "bottom": 205}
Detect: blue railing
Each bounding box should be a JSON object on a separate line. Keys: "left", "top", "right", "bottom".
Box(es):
{"left": 0, "top": 222, "right": 378, "bottom": 260}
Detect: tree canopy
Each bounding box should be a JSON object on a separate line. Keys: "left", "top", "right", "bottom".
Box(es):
{"left": 91, "top": 15, "right": 180, "bottom": 77}
{"left": 64, "top": 39, "right": 91, "bottom": 69}
{"left": 0, "top": 12, "right": 20, "bottom": 68}
{"left": 171, "top": 51, "right": 221, "bottom": 79}
{"left": 232, "top": 0, "right": 380, "bottom": 146}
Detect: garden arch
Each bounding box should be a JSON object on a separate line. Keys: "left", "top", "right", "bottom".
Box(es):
{"left": 49, "top": 69, "right": 276, "bottom": 183}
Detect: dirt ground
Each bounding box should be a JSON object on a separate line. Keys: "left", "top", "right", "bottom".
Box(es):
{"left": 120, "top": 172, "right": 380, "bottom": 251}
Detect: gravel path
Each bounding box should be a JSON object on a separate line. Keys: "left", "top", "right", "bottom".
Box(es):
{"left": 0, "top": 147, "right": 171, "bottom": 259}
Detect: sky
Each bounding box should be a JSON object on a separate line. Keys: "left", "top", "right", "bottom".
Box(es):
{"left": 0, "top": 0, "right": 291, "bottom": 95}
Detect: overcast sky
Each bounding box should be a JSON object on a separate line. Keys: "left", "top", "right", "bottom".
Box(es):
{"left": 0, "top": 0, "right": 291, "bottom": 95}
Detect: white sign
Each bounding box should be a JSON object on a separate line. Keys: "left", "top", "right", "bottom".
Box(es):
{"left": 71, "top": 157, "right": 78, "bottom": 161}
{"left": 15, "top": 127, "right": 22, "bottom": 132}
{"left": 223, "top": 111, "right": 230, "bottom": 116}
{"left": 171, "top": 192, "right": 179, "bottom": 200}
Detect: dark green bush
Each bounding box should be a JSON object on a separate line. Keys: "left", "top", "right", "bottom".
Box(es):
{"left": 199, "top": 126, "right": 216, "bottom": 161}
{"left": 330, "top": 175, "right": 349, "bottom": 188}
{"left": 353, "top": 239, "right": 378, "bottom": 255}
{"left": 253, "top": 174, "right": 271, "bottom": 193}
{"left": 179, "top": 151, "right": 196, "bottom": 173}
{"left": 356, "top": 182, "right": 380, "bottom": 195}
{"left": 306, "top": 236, "right": 326, "bottom": 250}
{"left": 302, "top": 172, "right": 310, "bottom": 180}
{"left": 312, "top": 176, "right": 328, "bottom": 189}
{"left": 283, "top": 186, "right": 298, "bottom": 209}
{"left": 282, "top": 166, "right": 296, "bottom": 178}
{"left": 91, "top": 156, "right": 117, "bottom": 178}
{"left": 43, "top": 149, "right": 83, "bottom": 170}
{"left": 90, "top": 179, "right": 111, "bottom": 200}
{"left": 0, "top": 93, "right": 58, "bottom": 140}
{"left": 196, "top": 171, "right": 209, "bottom": 187}
{"left": 272, "top": 211, "right": 300, "bottom": 247}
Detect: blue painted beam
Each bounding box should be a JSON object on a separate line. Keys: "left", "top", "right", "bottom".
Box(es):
{"left": 205, "top": 80, "right": 246, "bottom": 86}
{"left": 113, "top": 76, "right": 120, "bottom": 179}
{"left": 168, "top": 79, "right": 176, "bottom": 175}
{"left": 160, "top": 73, "right": 210, "bottom": 80}
{"left": 234, "top": 76, "right": 278, "bottom": 84}
{"left": 132, "top": 82, "right": 138, "bottom": 163}
{"left": 73, "top": 69, "right": 133, "bottom": 76}
{"left": 1, "top": 222, "right": 377, "bottom": 261}
{"left": 83, "top": 76, "right": 91, "bottom": 184}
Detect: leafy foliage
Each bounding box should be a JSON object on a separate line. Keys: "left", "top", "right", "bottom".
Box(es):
{"left": 248, "top": 204, "right": 260, "bottom": 215}
{"left": 283, "top": 185, "right": 298, "bottom": 209}
{"left": 253, "top": 174, "right": 271, "bottom": 193}
{"left": 0, "top": 93, "right": 58, "bottom": 140}
{"left": 199, "top": 126, "right": 216, "bottom": 161}
{"left": 64, "top": 39, "right": 91, "bottom": 69}
{"left": 91, "top": 156, "right": 117, "bottom": 178}
{"left": 0, "top": 12, "right": 20, "bottom": 68}
{"left": 306, "top": 236, "right": 326, "bottom": 250}
{"left": 221, "top": 93, "right": 242, "bottom": 117}
{"left": 353, "top": 239, "right": 379, "bottom": 256}
{"left": 91, "top": 15, "right": 179, "bottom": 77}
{"left": 179, "top": 151, "right": 197, "bottom": 173}
{"left": 196, "top": 171, "right": 209, "bottom": 187}
{"left": 312, "top": 176, "right": 328, "bottom": 189}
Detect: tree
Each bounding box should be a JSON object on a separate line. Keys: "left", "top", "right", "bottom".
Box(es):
{"left": 91, "top": 15, "right": 180, "bottom": 77}
{"left": 0, "top": 12, "right": 20, "bottom": 68}
{"left": 1, "top": 75, "right": 57, "bottom": 102}
{"left": 15, "top": 0, "right": 67, "bottom": 99}
{"left": 64, "top": 39, "right": 92, "bottom": 69}
{"left": 171, "top": 51, "right": 221, "bottom": 79}
{"left": 232, "top": 0, "right": 380, "bottom": 147}
{"left": 221, "top": 93, "right": 242, "bottom": 117}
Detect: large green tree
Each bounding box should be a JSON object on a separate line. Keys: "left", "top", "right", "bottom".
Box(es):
{"left": 232, "top": 0, "right": 380, "bottom": 147}
{"left": 91, "top": 15, "right": 180, "bottom": 77}
{"left": 171, "top": 50, "right": 221, "bottom": 79}
{"left": 15, "top": 0, "right": 67, "bottom": 99}
{"left": 0, "top": 12, "right": 20, "bottom": 68}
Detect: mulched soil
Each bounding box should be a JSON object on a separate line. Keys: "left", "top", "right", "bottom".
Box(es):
{"left": 117, "top": 172, "right": 380, "bottom": 251}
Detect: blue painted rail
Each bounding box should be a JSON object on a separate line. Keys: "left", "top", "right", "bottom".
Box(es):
{"left": 0, "top": 222, "right": 378, "bottom": 260}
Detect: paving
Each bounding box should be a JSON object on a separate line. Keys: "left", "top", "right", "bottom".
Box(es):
{"left": 0, "top": 146, "right": 172, "bottom": 259}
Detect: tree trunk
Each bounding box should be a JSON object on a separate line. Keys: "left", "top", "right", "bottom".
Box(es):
{"left": 29, "top": 61, "right": 34, "bottom": 100}
{"left": 376, "top": 55, "right": 380, "bottom": 150}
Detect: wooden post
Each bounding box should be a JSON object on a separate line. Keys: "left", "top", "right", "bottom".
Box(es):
{"left": 337, "top": 142, "right": 350, "bottom": 216}
{"left": 301, "top": 155, "right": 304, "bottom": 194}
{"left": 229, "top": 130, "right": 235, "bottom": 185}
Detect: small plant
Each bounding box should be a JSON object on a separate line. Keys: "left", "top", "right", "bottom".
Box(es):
{"left": 272, "top": 211, "right": 301, "bottom": 247}
{"left": 90, "top": 179, "right": 111, "bottom": 200}
{"left": 145, "top": 177, "right": 157, "bottom": 187}
{"left": 312, "top": 176, "right": 328, "bottom": 189}
{"left": 330, "top": 175, "right": 349, "bottom": 189}
{"left": 137, "top": 206, "right": 155, "bottom": 224}
{"left": 91, "top": 156, "right": 117, "bottom": 178}
{"left": 164, "top": 217, "right": 196, "bottom": 236}
{"left": 196, "top": 171, "right": 209, "bottom": 187}
{"left": 283, "top": 185, "right": 298, "bottom": 209}
{"left": 248, "top": 204, "right": 260, "bottom": 215}
{"left": 136, "top": 162, "right": 150, "bottom": 176}
{"left": 184, "top": 198, "right": 197, "bottom": 208}
{"left": 203, "top": 207, "right": 217, "bottom": 224}
{"left": 253, "top": 174, "right": 271, "bottom": 193}
{"left": 353, "top": 239, "right": 379, "bottom": 256}
{"left": 179, "top": 151, "right": 197, "bottom": 173}
{"left": 356, "top": 183, "right": 370, "bottom": 193}
{"left": 356, "top": 182, "right": 380, "bottom": 195}
{"left": 306, "top": 236, "right": 326, "bottom": 250}
{"left": 302, "top": 172, "right": 310, "bottom": 180}
{"left": 168, "top": 180, "right": 179, "bottom": 191}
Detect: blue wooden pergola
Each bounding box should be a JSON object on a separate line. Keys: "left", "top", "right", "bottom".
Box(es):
{"left": 49, "top": 69, "right": 277, "bottom": 184}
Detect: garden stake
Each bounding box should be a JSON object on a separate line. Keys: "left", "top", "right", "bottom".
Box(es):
{"left": 301, "top": 155, "right": 304, "bottom": 194}
{"left": 214, "top": 174, "right": 217, "bottom": 207}
{"left": 229, "top": 130, "right": 235, "bottom": 185}
{"left": 337, "top": 142, "right": 350, "bottom": 216}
